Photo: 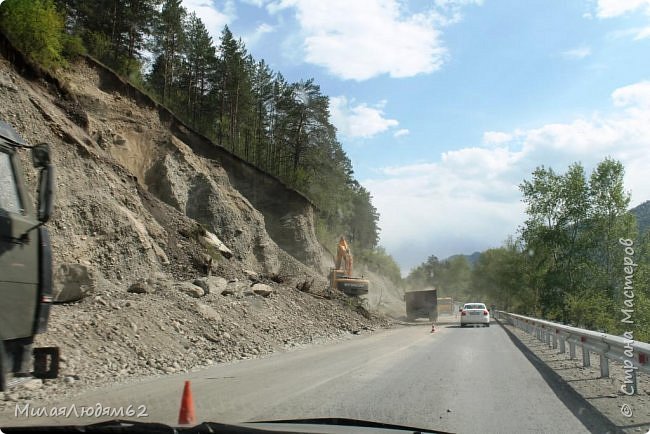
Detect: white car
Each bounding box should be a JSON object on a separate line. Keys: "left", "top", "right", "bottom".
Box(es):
{"left": 460, "top": 302, "right": 490, "bottom": 327}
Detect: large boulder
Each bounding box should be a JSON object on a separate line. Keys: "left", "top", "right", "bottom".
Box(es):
{"left": 221, "top": 280, "right": 249, "bottom": 297}
{"left": 199, "top": 231, "right": 233, "bottom": 259}
{"left": 127, "top": 276, "right": 174, "bottom": 294}
{"left": 176, "top": 282, "right": 205, "bottom": 298}
{"left": 53, "top": 264, "right": 96, "bottom": 303}
{"left": 195, "top": 303, "right": 222, "bottom": 323}
{"left": 193, "top": 276, "right": 227, "bottom": 295}
{"left": 127, "top": 279, "right": 154, "bottom": 294}
{"left": 251, "top": 283, "right": 274, "bottom": 298}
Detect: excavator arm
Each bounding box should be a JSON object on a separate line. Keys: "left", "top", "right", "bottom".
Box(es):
{"left": 335, "top": 237, "right": 353, "bottom": 277}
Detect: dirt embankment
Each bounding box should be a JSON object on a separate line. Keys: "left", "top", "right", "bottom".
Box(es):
{"left": 0, "top": 45, "right": 392, "bottom": 408}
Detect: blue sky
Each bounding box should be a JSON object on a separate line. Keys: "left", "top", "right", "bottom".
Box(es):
{"left": 182, "top": 0, "right": 650, "bottom": 273}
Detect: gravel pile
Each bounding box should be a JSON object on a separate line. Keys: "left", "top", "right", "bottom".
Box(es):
{"left": 0, "top": 273, "right": 390, "bottom": 410}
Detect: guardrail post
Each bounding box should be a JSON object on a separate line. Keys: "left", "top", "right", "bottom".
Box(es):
{"left": 559, "top": 336, "right": 565, "bottom": 353}
{"left": 552, "top": 331, "right": 557, "bottom": 349}
{"left": 569, "top": 340, "right": 576, "bottom": 359}
{"left": 582, "top": 347, "right": 590, "bottom": 367}
{"left": 546, "top": 330, "right": 551, "bottom": 346}
{"left": 599, "top": 354, "right": 609, "bottom": 377}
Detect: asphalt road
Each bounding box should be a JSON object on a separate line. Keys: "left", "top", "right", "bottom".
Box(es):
{"left": 2, "top": 320, "right": 616, "bottom": 433}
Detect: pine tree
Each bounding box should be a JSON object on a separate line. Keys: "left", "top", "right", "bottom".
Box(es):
{"left": 151, "top": 0, "right": 186, "bottom": 104}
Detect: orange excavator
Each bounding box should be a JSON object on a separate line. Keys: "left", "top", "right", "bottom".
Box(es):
{"left": 329, "top": 237, "right": 369, "bottom": 296}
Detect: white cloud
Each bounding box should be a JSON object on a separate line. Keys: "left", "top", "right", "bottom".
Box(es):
{"left": 595, "top": 0, "right": 650, "bottom": 39}
{"left": 612, "top": 80, "right": 650, "bottom": 107}
{"left": 330, "top": 96, "right": 399, "bottom": 139}
{"left": 561, "top": 46, "right": 592, "bottom": 59}
{"left": 366, "top": 81, "right": 650, "bottom": 272}
{"left": 182, "top": 0, "right": 235, "bottom": 41}
{"left": 483, "top": 131, "right": 513, "bottom": 144}
{"left": 242, "top": 22, "right": 275, "bottom": 47}
{"left": 267, "top": 0, "right": 480, "bottom": 80}
{"left": 394, "top": 129, "right": 410, "bottom": 138}
{"left": 596, "top": 0, "right": 650, "bottom": 18}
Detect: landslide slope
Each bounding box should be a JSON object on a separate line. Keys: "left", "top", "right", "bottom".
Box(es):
{"left": 0, "top": 47, "right": 390, "bottom": 406}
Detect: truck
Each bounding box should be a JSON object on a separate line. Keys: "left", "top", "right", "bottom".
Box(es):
{"left": 0, "top": 119, "right": 58, "bottom": 391}
{"left": 404, "top": 289, "right": 438, "bottom": 321}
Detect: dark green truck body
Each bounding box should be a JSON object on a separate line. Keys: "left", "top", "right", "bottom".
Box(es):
{"left": 0, "top": 120, "right": 56, "bottom": 391}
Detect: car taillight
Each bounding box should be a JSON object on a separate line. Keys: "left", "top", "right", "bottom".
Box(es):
{"left": 483, "top": 310, "right": 488, "bottom": 315}
{"left": 461, "top": 311, "right": 466, "bottom": 316}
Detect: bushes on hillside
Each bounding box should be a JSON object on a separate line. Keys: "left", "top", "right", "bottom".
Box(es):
{"left": 0, "top": 0, "right": 65, "bottom": 69}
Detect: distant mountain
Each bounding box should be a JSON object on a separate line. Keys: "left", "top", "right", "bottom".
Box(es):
{"left": 631, "top": 200, "right": 650, "bottom": 235}
{"left": 446, "top": 252, "right": 482, "bottom": 268}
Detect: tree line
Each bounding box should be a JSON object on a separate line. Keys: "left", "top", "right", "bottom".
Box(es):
{"left": 0, "top": 0, "right": 401, "bottom": 268}
{"left": 406, "top": 159, "right": 650, "bottom": 342}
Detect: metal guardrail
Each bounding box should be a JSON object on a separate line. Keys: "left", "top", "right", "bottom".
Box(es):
{"left": 496, "top": 311, "right": 650, "bottom": 394}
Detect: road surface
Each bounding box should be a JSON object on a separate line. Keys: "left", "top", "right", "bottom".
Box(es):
{"left": 1, "top": 321, "right": 617, "bottom": 433}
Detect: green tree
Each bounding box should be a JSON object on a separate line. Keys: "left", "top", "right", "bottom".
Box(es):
{"left": 150, "top": 0, "right": 186, "bottom": 104}
{"left": 517, "top": 158, "right": 637, "bottom": 328}
{"left": 181, "top": 13, "right": 216, "bottom": 127}
{"left": 471, "top": 239, "right": 530, "bottom": 312}
{"left": 213, "top": 26, "right": 253, "bottom": 153}
{"left": 0, "top": 0, "right": 65, "bottom": 69}
{"left": 587, "top": 158, "right": 635, "bottom": 300}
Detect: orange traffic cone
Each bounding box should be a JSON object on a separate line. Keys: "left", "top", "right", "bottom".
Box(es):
{"left": 178, "top": 380, "right": 196, "bottom": 425}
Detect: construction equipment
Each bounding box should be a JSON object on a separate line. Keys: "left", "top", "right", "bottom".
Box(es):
{"left": 405, "top": 289, "right": 438, "bottom": 322}
{"left": 329, "top": 237, "right": 369, "bottom": 300}
{"left": 0, "top": 120, "right": 58, "bottom": 391}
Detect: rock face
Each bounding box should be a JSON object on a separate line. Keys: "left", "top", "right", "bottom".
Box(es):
{"left": 5, "top": 54, "right": 328, "bottom": 287}
{"left": 52, "top": 264, "right": 96, "bottom": 302}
